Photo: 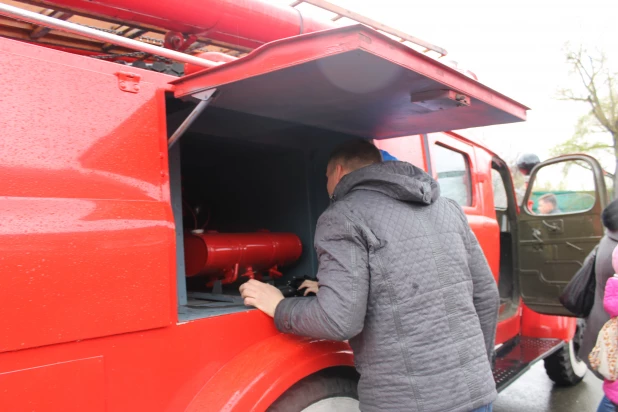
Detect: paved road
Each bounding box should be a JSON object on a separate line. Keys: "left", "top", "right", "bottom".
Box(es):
{"left": 494, "top": 363, "right": 604, "bottom": 412}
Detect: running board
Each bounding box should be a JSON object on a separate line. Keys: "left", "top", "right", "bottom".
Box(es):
{"left": 493, "top": 337, "right": 564, "bottom": 392}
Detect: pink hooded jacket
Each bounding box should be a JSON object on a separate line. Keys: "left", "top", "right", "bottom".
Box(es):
{"left": 602, "top": 246, "right": 618, "bottom": 403}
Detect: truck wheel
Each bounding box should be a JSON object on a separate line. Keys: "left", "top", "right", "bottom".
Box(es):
{"left": 268, "top": 371, "right": 359, "bottom": 412}
{"left": 544, "top": 322, "right": 587, "bottom": 386}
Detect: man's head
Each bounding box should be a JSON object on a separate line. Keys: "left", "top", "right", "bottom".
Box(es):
{"left": 602, "top": 198, "right": 618, "bottom": 232}
{"left": 538, "top": 193, "right": 558, "bottom": 214}
{"left": 326, "top": 139, "right": 382, "bottom": 197}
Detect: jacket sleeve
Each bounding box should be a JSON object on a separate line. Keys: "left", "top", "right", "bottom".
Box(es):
{"left": 467, "top": 227, "right": 499, "bottom": 361}
{"left": 453, "top": 202, "right": 499, "bottom": 361}
{"left": 274, "top": 208, "right": 370, "bottom": 341}
{"left": 604, "top": 275, "right": 618, "bottom": 317}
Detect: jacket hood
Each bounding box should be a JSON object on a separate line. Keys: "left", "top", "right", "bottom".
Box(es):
{"left": 332, "top": 161, "right": 440, "bottom": 205}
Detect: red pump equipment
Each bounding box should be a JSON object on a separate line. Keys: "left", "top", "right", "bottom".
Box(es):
{"left": 183, "top": 231, "right": 302, "bottom": 284}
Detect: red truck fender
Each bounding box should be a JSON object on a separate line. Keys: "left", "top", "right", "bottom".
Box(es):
{"left": 184, "top": 334, "right": 355, "bottom": 412}
{"left": 521, "top": 304, "right": 577, "bottom": 341}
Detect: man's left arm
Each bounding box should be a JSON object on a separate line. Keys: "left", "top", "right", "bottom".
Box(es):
{"left": 274, "top": 209, "right": 370, "bottom": 341}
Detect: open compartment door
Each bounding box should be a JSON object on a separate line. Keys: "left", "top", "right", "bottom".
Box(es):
{"left": 170, "top": 24, "right": 528, "bottom": 139}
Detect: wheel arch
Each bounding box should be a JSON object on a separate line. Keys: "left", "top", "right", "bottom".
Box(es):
{"left": 184, "top": 334, "right": 355, "bottom": 412}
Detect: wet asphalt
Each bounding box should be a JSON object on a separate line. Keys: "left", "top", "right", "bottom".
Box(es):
{"left": 494, "top": 363, "right": 604, "bottom": 412}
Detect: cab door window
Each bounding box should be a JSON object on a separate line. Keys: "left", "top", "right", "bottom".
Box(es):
{"left": 527, "top": 160, "right": 596, "bottom": 215}
{"left": 433, "top": 144, "right": 472, "bottom": 207}
{"left": 491, "top": 168, "right": 508, "bottom": 211}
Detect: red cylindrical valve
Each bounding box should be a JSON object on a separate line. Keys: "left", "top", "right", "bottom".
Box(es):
{"left": 183, "top": 232, "right": 302, "bottom": 283}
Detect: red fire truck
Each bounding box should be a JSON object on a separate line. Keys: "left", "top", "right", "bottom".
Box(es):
{"left": 0, "top": 1, "right": 608, "bottom": 410}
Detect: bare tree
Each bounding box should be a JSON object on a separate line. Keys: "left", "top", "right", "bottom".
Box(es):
{"left": 552, "top": 46, "right": 618, "bottom": 195}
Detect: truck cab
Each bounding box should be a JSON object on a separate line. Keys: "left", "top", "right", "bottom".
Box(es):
{"left": 0, "top": 5, "right": 608, "bottom": 411}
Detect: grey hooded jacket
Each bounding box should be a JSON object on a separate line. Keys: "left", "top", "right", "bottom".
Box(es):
{"left": 274, "top": 161, "right": 499, "bottom": 412}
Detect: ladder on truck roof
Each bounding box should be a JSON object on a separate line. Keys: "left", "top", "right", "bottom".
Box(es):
{"left": 0, "top": 0, "right": 447, "bottom": 64}
{"left": 0, "top": 0, "right": 247, "bottom": 59}
{"left": 290, "top": 0, "right": 448, "bottom": 57}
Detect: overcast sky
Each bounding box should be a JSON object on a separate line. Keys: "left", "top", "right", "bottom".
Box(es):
{"left": 273, "top": 0, "right": 617, "bottom": 168}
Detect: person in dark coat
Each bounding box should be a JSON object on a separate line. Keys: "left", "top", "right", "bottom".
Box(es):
{"left": 240, "top": 139, "right": 499, "bottom": 412}
{"left": 579, "top": 198, "right": 618, "bottom": 412}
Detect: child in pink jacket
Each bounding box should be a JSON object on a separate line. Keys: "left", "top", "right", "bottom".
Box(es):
{"left": 597, "top": 246, "right": 618, "bottom": 410}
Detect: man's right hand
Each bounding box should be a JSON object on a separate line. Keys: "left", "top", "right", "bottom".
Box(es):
{"left": 298, "top": 280, "right": 318, "bottom": 296}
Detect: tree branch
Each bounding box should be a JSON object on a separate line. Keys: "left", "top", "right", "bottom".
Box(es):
{"left": 556, "top": 45, "right": 618, "bottom": 161}
{"left": 606, "top": 69, "right": 618, "bottom": 131}
{"left": 573, "top": 53, "right": 613, "bottom": 131}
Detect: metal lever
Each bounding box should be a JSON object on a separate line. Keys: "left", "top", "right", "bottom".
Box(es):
{"left": 168, "top": 89, "right": 216, "bottom": 148}
{"left": 566, "top": 242, "right": 583, "bottom": 251}
{"left": 532, "top": 229, "right": 543, "bottom": 243}
{"left": 542, "top": 220, "right": 561, "bottom": 232}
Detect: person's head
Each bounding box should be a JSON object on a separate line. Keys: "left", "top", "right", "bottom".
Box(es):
{"left": 326, "top": 139, "right": 382, "bottom": 197}
{"left": 602, "top": 198, "right": 618, "bottom": 232}
{"left": 538, "top": 193, "right": 558, "bottom": 214}
{"left": 516, "top": 152, "right": 541, "bottom": 177}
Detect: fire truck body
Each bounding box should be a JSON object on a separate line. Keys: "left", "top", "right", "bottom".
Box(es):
{"left": 0, "top": 1, "right": 606, "bottom": 410}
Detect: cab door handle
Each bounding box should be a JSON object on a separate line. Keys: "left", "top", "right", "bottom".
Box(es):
{"left": 542, "top": 219, "right": 564, "bottom": 233}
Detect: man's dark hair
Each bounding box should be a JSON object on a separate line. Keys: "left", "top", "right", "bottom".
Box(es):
{"left": 538, "top": 193, "right": 557, "bottom": 207}
{"left": 602, "top": 198, "right": 618, "bottom": 232}
{"left": 328, "top": 139, "right": 382, "bottom": 172}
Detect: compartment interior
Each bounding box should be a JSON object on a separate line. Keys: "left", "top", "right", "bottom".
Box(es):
{"left": 167, "top": 96, "right": 522, "bottom": 322}
{"left": 167, "top": 100, "right": 359, "bottom": 320}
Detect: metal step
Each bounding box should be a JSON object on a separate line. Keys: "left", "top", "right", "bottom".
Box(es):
{"left": 493, "top": 336, "right": 564, "bottom": 392}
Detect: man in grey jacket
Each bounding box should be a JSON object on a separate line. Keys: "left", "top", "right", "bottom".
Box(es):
{"left": 240, "top": 139, "right": 499, "bottom": 412}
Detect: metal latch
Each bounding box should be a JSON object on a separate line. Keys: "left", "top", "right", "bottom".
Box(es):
{"left": 410, "top": 90, "right": 471, "bottom": 111}
{"left": 115, "top": 72, "right": 141, "bottom": 93}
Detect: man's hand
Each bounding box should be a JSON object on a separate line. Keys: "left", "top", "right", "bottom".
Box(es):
{"left": 239, "top": 279, "right": 284, "bottom": 318}
{"left": 298, "top": 280, "right": 319, "bottom": 296}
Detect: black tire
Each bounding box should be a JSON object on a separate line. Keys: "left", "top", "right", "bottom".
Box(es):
{"left": 544, "top": 321, "right": 587, "bottom": 386}
{"left": 268, "top": 369, "right": 359, "bottom": 412}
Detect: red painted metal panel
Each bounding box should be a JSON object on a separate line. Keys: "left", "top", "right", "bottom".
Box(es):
{"left": 521, "top": 305, "right": 577, "bottom": 341}
{"left": 34, "top": 0, "right": 334, "bottom": 50}
{"left": 171, "top": 26, "right": 528, "bottom": 139}
{"left": 0, "top": 357, "right": 106, "bottom": 412}
{"left": 374, "top": 135, "right": 427, "bottom": 171}
{"left": 0, "top": 38, "right": 353, "bottom": 410}
{"left": 466, "top": 215, "right": 501, "bottom": 283}
{"left": 0, "top": 37, "right": 174, "bottom": 352}
{"left": 0, "top": 310, "right": 351, "bottom": 411}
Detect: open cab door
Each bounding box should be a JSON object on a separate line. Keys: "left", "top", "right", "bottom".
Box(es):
{"left": 519, "top": 155, "right": 610, "bottom": 315}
